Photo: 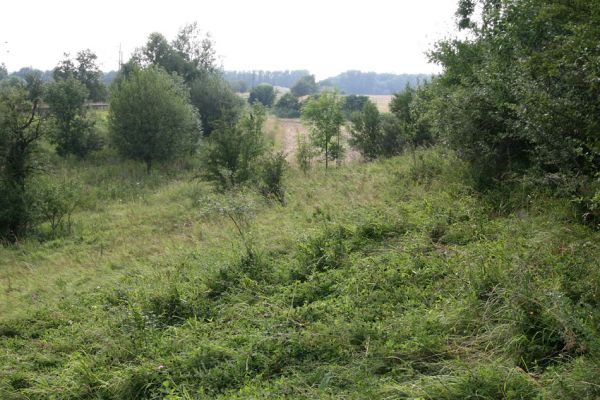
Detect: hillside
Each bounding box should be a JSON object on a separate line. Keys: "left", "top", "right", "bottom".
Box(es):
{"left": 1, "top": 149, "right": 599, "bottom": 399}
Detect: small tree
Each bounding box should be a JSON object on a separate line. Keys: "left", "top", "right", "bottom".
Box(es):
{"left": 291, "top": 75, "right": 318, "bottom": 97}
{"left": 301, "top": 90, "right": 344, "bottom": 170}
{"left": 201, "top": 104, "right": 267, "bottom": 189}
{"left": 248, "top": 83, "right": 276, "bottom": 107}
{"left": 109, "top": 66, "right": 201, "bottom": 173}
{"left": 295, "top": 133, "right": 316, "bottom": 174}
{"left": 259, "top": 151, "right": 287, "bottom": 204}
{"left": 349, "top": 100, "right": 382, "bottom": 160}
{"left": 0, "top": 63, "right": 7, "bottom": 81}
{"left": 342, "top": 95, "right": 370, "bottom": 119}
{"left": 190, "top": 73, "right": 243, "bottom": 136}
{"left": 274, "top": 92, "right": 301, "bottom": 118}
{"left": 45, "top": 77, "right": 101, "bottom": 158}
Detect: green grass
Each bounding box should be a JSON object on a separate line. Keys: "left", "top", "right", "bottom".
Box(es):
{"left": 1, "top": 148, "right": 600, "bottom": 399}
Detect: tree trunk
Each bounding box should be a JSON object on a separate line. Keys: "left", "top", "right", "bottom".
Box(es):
{"left": 325, "top": 141, "right": 328, "bottom": 170}
{"left": 145, "top": 159, "right": 152, "bottom": 175}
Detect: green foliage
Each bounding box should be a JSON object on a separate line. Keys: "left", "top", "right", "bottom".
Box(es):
{"left": 45, "top": 77, "right": 102, "bottom": 158}
{"left": 228, "top": 80, "right": 248, "bottom": 93}
{"left": 53, "top": 50, "right": 107, "bottom": 101}
{"left": 1, "top": 149, "right": 600, "bottom": 397}
{"left": 189, "top": 73, "right": 243, "bottom": 136}
{"left": 341, "top": 94, "right": 369, "bottom": 118}
{"left": 109, "top": 66, "right": 201, "bottom": 173}
{"left": 135, "top": 23, "right": 217, "bottom": 84}
{"left": 428, "top": 0, "right": 600, "bottom": 208}
{"left": 125, "top": 23, "right": 241, "bottom": 137}
{"left": 248, "top": 83, "right": 276, "bottom": 107}
{"left": 0, "top": 75, "right": 46, "bottom": 241}
{"left": 258, "top": 151, "right": 287, "bottom": 204}
{"left": 274, "top": 92, "right": 301, "bottom": 118}
{"left": 30, "top": 176, "right": 81, "bottom": 236}
{"left": 201, "top": 104, "right": 267, "bottom": 189}
{"left": 349, "top": 100, "right": 382, "bottom": 160}
{"left": 0, "top": 63, "right": 7, "bottom": 81}
{"left": 291, "top": 75, "right": 317, "bottom": 97}
{"left": 295, "top": 134, "right": 316, "bottom": 175}
{"left": 301, "top": 90, "right": 344, "bottom": 169}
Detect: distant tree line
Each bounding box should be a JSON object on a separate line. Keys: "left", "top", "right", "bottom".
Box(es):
{"left": 224, "top": 70, "right": 310, "bottom": 91}
{"left": 322, "top": 71, "right": 430, "bottom": 95}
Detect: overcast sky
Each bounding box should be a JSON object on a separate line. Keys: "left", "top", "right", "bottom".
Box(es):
{"left": 0, "top": 0, "right": 459, "bottom": 80}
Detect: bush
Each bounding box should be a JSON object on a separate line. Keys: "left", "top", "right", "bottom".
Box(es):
{"left": 30, "top": 177, "right": 81, "bottom": 236}
{"left": 295, "top": 134, "right": 316, "bottom": 175}
{"left": 248, "top": 83, "right": 276, "bottom": 107}
{"left": 45, "top": 77, "right": 103, "bottom": 158}
{"left": 201, "top": 104, "right": 267, "bottom": 189}
{"left": 109, "top": 66, "right": 201, "bottom": 173}
{"left": 259, "top": 151, "right": 287, "bottom": 204}
{"left": 274, "top": 92, "right": 301, "bottom": 118}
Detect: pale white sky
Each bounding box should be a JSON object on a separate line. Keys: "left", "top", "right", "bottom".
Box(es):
{"left": 0, "top": 0, "right": 459, "bottom": 80}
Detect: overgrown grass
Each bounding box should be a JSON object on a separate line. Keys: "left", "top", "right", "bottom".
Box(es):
{"left": 1, "top": 148, "right": 599, "bottom": 399}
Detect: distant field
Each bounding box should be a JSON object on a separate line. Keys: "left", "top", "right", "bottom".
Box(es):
{"left": 265, "top": 116, "right": 360, "bottom": 164}
{"left": 368, "top": 95, "right": 393, "bottom": 113}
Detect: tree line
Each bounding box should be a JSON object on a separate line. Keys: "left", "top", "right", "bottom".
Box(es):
{"left": 0, "top": 23, "right": 287, "bottom": 242}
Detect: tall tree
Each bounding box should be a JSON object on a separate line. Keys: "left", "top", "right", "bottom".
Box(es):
{"left": 291, "top": 75, "right": 318, "bottom": 97}
{"left": 0, "top": 73, "right": 46, "bottom": 240}
{"left": 301, "top": 90, "right": 344, "bottom": 169}
{"left": 0, "top": 63, "right": 7, "bottom": 81}
{"left": 349, "top": 100, "right": 382, "bottom": 160}
{"left": 109, "top": 66, "right": 201, "bottom": 173}
{"left": 54, "top": 50, "right": 107, "bottom": 101}
{"left": 45, "top": 77, "right": 101, "bottom": 158}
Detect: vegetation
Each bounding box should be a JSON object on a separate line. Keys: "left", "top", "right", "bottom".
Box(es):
{"left": 109, "top": 66, "right": 201, "bottom": 173}
{"left": 325, "top": 71, "right": 429, "bottom": 95}
{"left": 274, "top": 92, "right": 301, "bottom": 118}
{"left": 2, "top": 149, "right": 600, "bottom": 398}
{"left": 200, "top": 104, "right": 267, "bottom": 189}
{"left": 248, "top": 83, "right": 276, "bottom": 107}
{"left": 224, "top": 70, "right": 310, "bottom": 89}
{"left": 291, "top": 75, "right": 318, "bottom": 97}
{"left": 2, "top": 2, "right": 600, "bottom": 398}
{"left": 53, "top": 50, "right": 107, "bottom": 102}
{"left": 0, "top": 74, "right": 46, "bottom": 241}
{"left": 341, "top": 94, "right": 369, "bottom": 119}
{"left": 301, "top": 91, "right": 344, "bottom": 170}
{"left": 45, "top": 77, "right": 102, "bottom": 158}
{"left": 348, "top": 100, "right": 383, "bottom": 160}
{"left": 425, "top": 0, "right": 600, "bottom": 220}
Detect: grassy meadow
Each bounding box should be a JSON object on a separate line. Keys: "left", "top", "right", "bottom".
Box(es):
{"left": 1, "top": 144, "right": 600, "bottom": 399}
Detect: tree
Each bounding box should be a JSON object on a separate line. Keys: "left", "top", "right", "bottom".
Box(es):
{"left": 109, "top": 66, "right": 201, "bottom": 173}
{"left": 0, "top": 73, "right": 46, "bottom": 240}
{"left": 201, "top": 104, "right": 267, "bottom": 189}
{"left": 291, "top": 75, "right": 318, "bottom": 97}
{"left": 45, "top": 77, "right": 101, "bottom": 158}
{"left": 54, "top": 50, "right": 107, "bottom": 101}
{"left": 342, "top": 95, "right": 370, "bottom": 119}
{"left": 274, "top": 92, "right": 301, "bottom": 118}
{"left": 301, "top": 90, "right": 344, "bottom": 169}
{"left": 248, "top": 83, "right": 276, "bottom": 107}
{"left": 129, "top": 24, "right": 242, "bottom": 136}
{"left": 136, "top": 23, "right": 219, "bottom": 84}
{"left": 189, "top": 73, "right": 243, "bottom": 135}
{"left": 349, "top": 100, "right": 382, "bottom": 160}
{"left": 0, "top": 63, "right": 7, "bottom": 81}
